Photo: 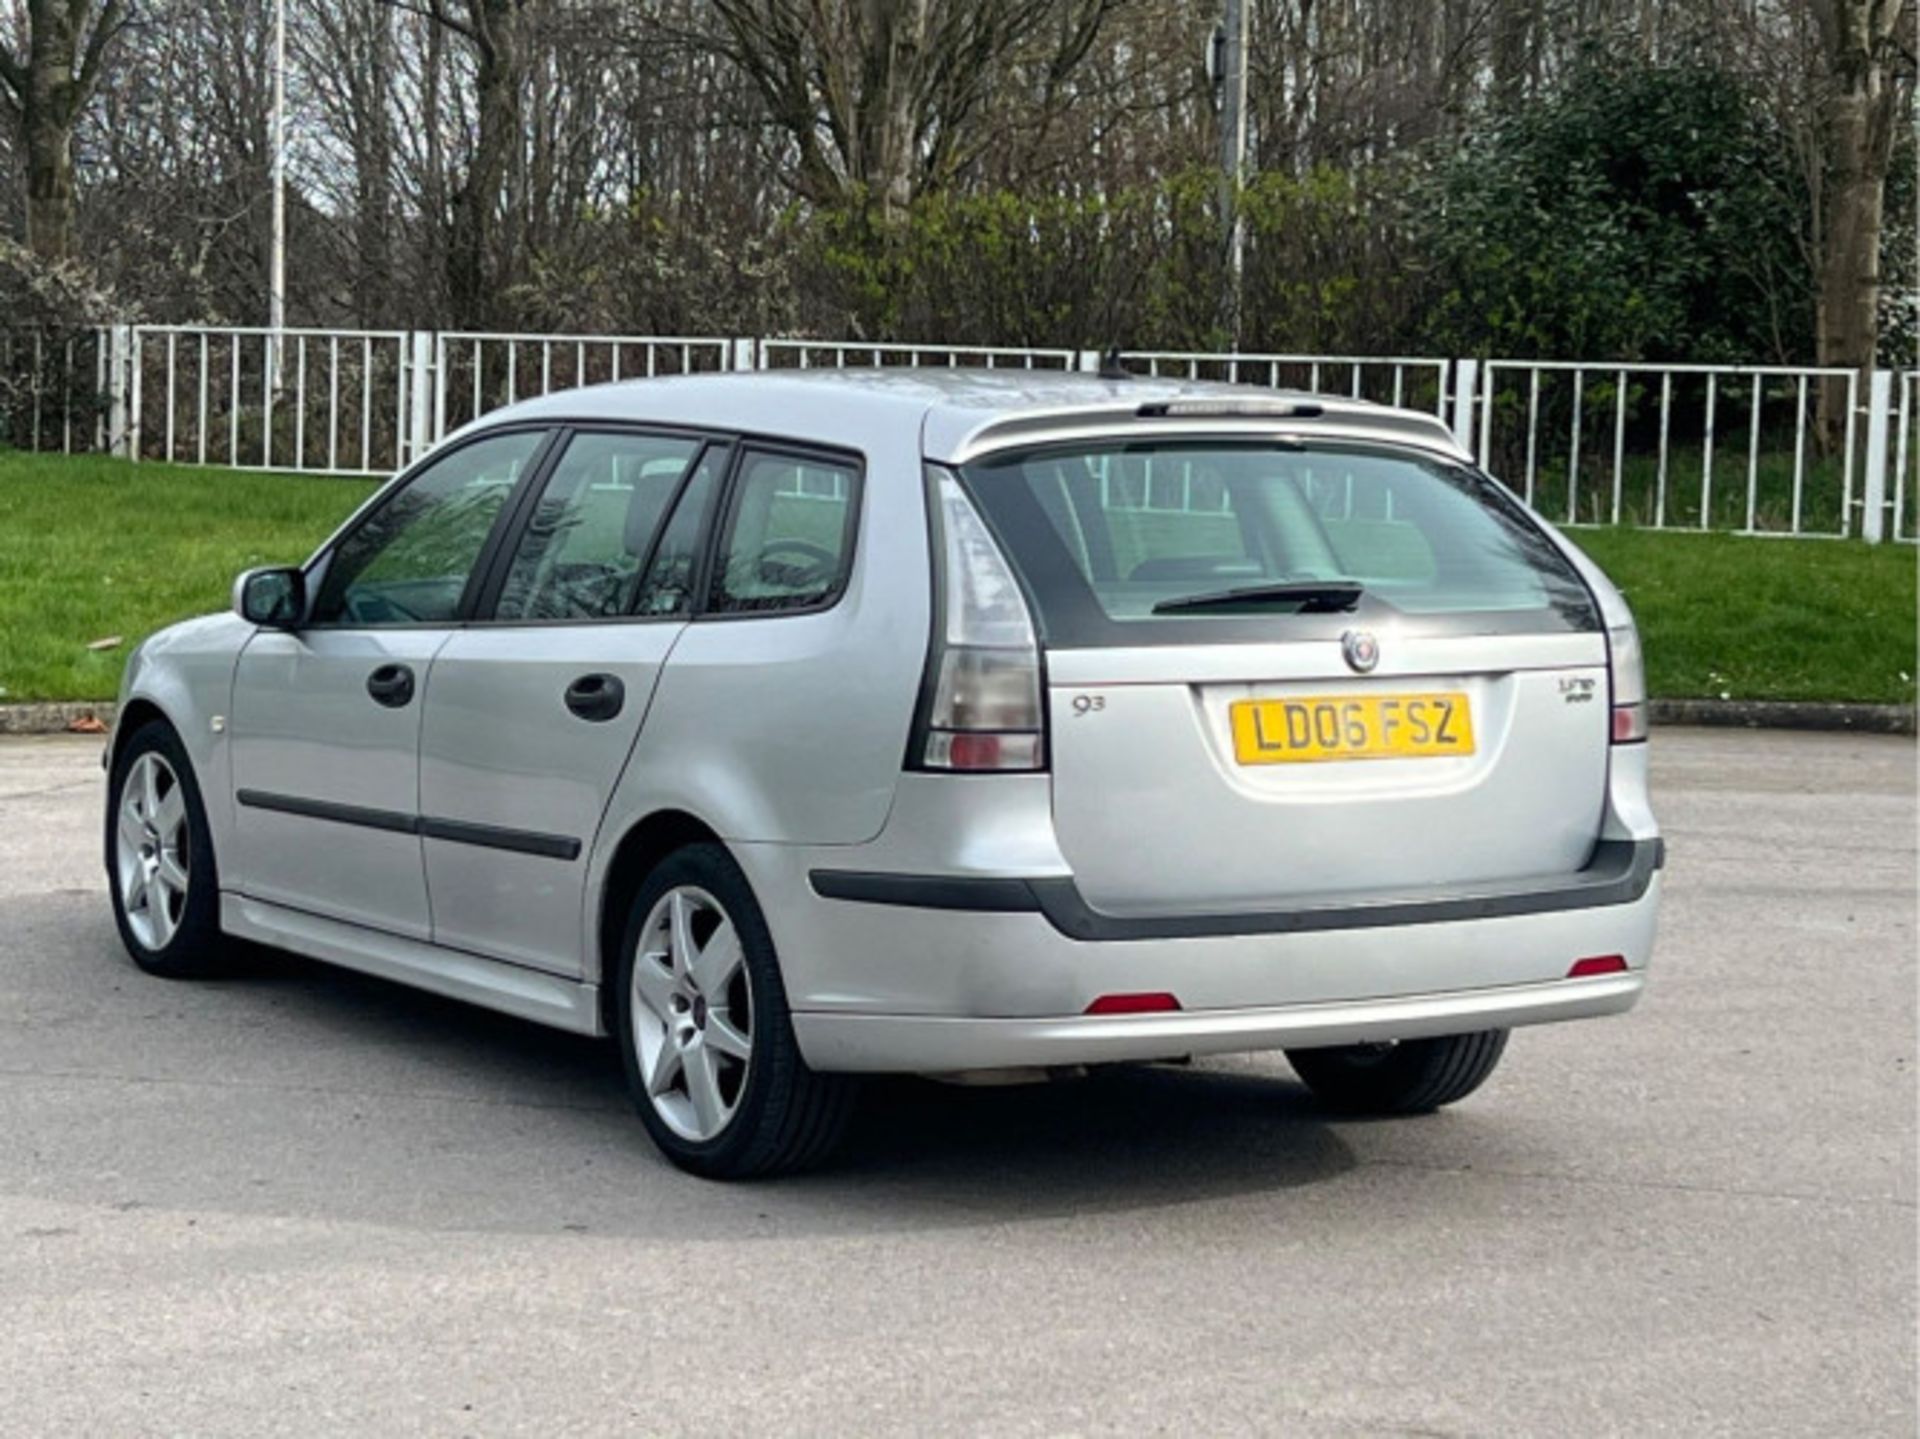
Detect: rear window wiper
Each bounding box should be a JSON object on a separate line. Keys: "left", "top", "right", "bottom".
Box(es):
{"left": 1151, "top": 580, "right": 1365, "bottom": 615}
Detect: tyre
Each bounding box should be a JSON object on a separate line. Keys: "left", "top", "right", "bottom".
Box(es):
{"left": 1286, "top": 1030, "right": 1509, "bottom": 1115}
{"left": 106, "top": 718, "right": 226, "bottom": 978}
{"left": 613, "top": 843, "right": 855, "bottom": 1179}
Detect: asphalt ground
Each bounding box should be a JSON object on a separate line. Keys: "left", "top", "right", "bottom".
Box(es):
{"left": 1, "top": 728, "right": 1913, "bottom": 1436}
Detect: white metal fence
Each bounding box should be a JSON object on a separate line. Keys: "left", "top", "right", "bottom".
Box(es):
{"left": 1893, "top": 370, "right": 1918, "bottom": 543}
{"left": 758, "top": 338, "right": 1078, "bottom": 371}
{"left": 2, "top": 324, "right": 1913, "bottom": 542}
{"left": 126, "top": 325, "right": 415, "bottom": 474}
{"left": 1122, "top": 350, "right": 1449, "bottom": 416}
{"left": 1468, "top": 360, "right": 1864, "bottom": 538}
{"left": 433, "top": 331, "right": 734, "bottom": 442}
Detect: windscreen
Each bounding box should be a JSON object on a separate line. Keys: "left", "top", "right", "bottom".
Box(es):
{"left": 958, "top": 440, "right": 1599, "bottom": 646}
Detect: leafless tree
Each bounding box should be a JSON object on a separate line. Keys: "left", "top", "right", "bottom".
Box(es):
{"left": 0, "top": 0, "right": 1906, "bottom": 370}
{"left": 703, "top": 0, "right": 1119, "bottom": 215}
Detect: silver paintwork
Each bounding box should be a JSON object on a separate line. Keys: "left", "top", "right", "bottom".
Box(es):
{"left": 734, "top": 836, "right": 1659, "bottom": 1022}
{"left": 793, "top": 972, "right": 1646, "bottom": 1073}
{"left": 629, "top": 885, "right": 754, "bottom": 1142}
{"left": 110, "top": 369, "right": 1661, "bottom": 1076}
{"left": 419, "top": 622, "right": 680, "bottom": 974}
{"left": 1046, "top": 647, "right": 1609, "bottom": 913}
{"left": 115, "top": 751, "right": 190, "bottom": 950}
{"left": 229, "top": 627, "right": 450, "bottom": 938}
{"left": 220, "top": 893, "right": 599, "bottom": 1032}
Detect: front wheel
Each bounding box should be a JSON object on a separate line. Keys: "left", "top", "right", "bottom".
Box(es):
{"left": 107, "top": 719, "right": 226, "bottom": 978}
{"left": 613, "top": 843, "right": 854, "bottom": 1179}
{"left": 1285, "top": 1030, "right": 1509, "bottom": 1115}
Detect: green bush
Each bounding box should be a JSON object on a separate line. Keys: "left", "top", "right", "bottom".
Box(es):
{"left": 794, "top": 176, "right": 1225, "bottom": 348}
{"left": 1403, "top": 47, "right": 1812, "bottom": 363}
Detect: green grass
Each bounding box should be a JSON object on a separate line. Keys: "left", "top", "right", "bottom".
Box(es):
{"left": 0, "top": 452, "right": 1914, "bottom": 706}
{"left": 0, "top": 453, "right": 375, "bottom": 702}
{"left": 1571, "top": 527, "right": 1916, "bottom": 705}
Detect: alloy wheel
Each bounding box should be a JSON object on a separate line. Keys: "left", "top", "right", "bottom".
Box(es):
{"left": 115, "top": 751, "right": 191, "bottom": 951}
{"left": 629, "top": 885, "right": 754, "bottom": 1142}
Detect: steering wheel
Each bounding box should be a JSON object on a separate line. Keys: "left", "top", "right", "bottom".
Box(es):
{"left": 757, "top": 538, "right": 837, "bottom": 588}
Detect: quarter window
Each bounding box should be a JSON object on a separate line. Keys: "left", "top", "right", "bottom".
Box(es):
{"left": 493, "top": 432, "right": 701, "bottom": 621}
{"left": 709, "top": 450, "right": 859, "bottom": 614}
{"left": 310, "top": 430, "right": 543, "bottom": 626}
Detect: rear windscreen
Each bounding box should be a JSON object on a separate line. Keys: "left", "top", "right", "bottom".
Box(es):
{"left": 958, "top": 440, "right": 1599, "bottom": 646}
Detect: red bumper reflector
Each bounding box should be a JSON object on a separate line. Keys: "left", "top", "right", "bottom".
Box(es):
{"left": 1084, "top": 992, "right": 1182, "bottom": 1015}
{"left": 1567, "top": 955, "right": 1629, "bottom": 979}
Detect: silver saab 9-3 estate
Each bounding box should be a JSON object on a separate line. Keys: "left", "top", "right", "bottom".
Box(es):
{"left": 106, "top": 369, "right": 1662, "bottom": 1177}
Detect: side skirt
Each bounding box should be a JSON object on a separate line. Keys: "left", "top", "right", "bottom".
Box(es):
{"left": 221, "top": 893, "right": 604, "bottom": 1037}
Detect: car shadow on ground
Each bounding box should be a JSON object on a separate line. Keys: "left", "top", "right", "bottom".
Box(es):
{"left": 183, "top": 942, "right": 1365, "bottom": 1228}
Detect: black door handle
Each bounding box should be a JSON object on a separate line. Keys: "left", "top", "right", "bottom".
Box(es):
{"left": 564, "top": 672, "right": 625, "bottom": 722}
{"left": 366, "top": 663, "right": 415, "bottom": 708}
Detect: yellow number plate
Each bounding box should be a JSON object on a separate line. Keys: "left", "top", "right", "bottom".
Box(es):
{"left": 1229, "top": 693, "right": 1475, "bottom": 765}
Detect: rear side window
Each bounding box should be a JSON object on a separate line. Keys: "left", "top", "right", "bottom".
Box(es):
{"left": 708, "top": 450, "right": 859, "bottom": 614}
{"left": 960, "top": 441, "right": 1598, "bottom": 645}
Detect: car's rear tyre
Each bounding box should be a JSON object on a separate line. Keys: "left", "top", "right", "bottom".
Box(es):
{"left": 613, "top": 843, "right": 855, "bottom": 1179}
{"left": 106, "top": 719, "right": 226, "bottom": 979}
{"left": 1286, "top": 1030, "right": 1509, "bottom": 1114}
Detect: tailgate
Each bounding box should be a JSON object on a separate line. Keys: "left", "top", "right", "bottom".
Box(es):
{"left": 1046, "top": 634, "right": 1608, "bottom": 913}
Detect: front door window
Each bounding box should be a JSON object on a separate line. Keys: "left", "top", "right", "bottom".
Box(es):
{"left": 310, "top": 430, "right": 545, "bottom": 626}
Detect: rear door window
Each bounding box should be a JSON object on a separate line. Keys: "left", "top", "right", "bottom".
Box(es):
{"left": 491, "top": 431, "right": 701, "bottom": 621}
{"left": 960, "top": 441, "right": 1598, "bottom": 645}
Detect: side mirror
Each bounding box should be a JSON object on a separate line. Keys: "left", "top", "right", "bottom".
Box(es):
{"left": 234, "top": 566, "right": 305, "bottom": 628}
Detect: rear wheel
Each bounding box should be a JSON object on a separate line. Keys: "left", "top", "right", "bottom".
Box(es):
{"left": 613, "top": 843, "right": 855, "bottom": 1179}
{"left": 107, "top": 720, "right": 225, "bottom": 978}
{"left": 1286, "top": 1030, "right": 1509, "bottom": 1114}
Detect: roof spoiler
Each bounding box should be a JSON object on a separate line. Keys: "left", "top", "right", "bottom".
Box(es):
{"left": 942, "top": 399, "right": 1465, "bottom": 465}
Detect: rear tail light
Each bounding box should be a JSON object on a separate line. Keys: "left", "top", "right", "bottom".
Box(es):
{"left": 1607, "top": 622, "right": 1648, "bottom": 744}
{"left": 912, "top": 469, "right": 1045, "bottom": 772}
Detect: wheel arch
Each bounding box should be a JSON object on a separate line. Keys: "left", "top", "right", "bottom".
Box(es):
{"left": 594, "top": 808, "right": 728, "bottom": 1035}
{"left": 108, "top": 696, "right": 176, "bottom": 771}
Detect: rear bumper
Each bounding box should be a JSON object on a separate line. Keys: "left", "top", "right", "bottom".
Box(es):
{"left": 793, "top": 972, "right": 1644, "bottom": 1073}
{"left": 732, "top": 751, "right": 1662, "bottom": 1076}
{"left": 811, "top": 838, "right": 1662, "bottom": 941}
{"left": 743, "top": 836, "right": 1662, "bottom": 1073}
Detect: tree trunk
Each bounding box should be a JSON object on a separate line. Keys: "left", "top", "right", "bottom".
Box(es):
{"left": 1490, "top": 0, "right": 1538, "bottom": 108}
{"left": 856, "top": 0, "right": 926, "bottom": 221}
{"left": 19, "top": 0, "right": 83, "bottom": 263}
{"left": 1812, "top": 0, "right": 1904, "bottom": 440}
{"left": 23, "top": 106, "right": 77, "bottom": 261}
{"left": 352, "top": 7, "right": 395, "bottom": 326}
{"left": 445, "top": 0, "right": 524, "bottom": 328}
{"left": 1817, "top": 86, "right": 1884, "bottom": 367}
{"left": 0, "top": 1, "right": 125, "bottom": 264}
